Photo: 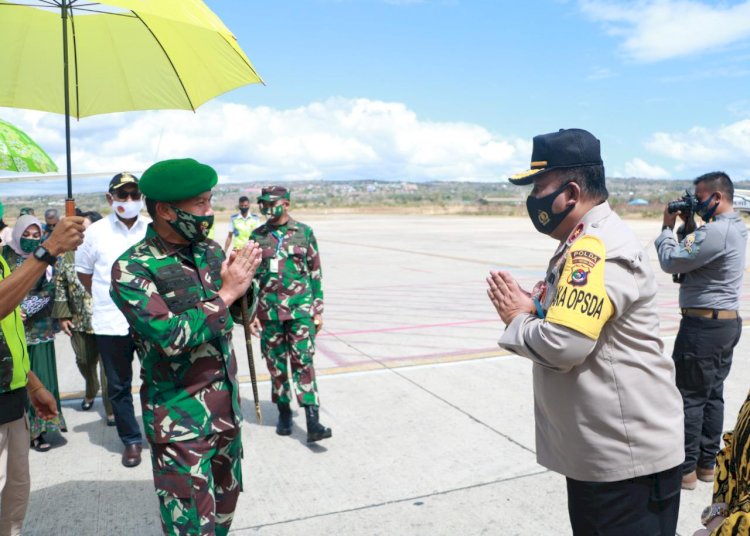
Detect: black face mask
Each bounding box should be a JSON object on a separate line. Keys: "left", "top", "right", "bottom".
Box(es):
{"left": 526, "top": 181, "right": 575, "bottom": 235}
{"left": 239, "top": 207, "right": 249, "bottom": 216}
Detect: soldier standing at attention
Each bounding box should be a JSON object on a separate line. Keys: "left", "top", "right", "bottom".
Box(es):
{"left": 250, "top": 186, "right": 331, "bottom": 442}
{"left": 109, "top": 158, "right": 261, "bottom": 536}
{"left": 224, "top": 196, "right": 259, "bottom": 253}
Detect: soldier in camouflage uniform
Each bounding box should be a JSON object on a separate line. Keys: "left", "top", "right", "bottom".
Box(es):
{"left": 249, "top": 186, "right": 331, "bottom": 442}
{"left": 109, "top": 158, "right": 261, "bottom": 536}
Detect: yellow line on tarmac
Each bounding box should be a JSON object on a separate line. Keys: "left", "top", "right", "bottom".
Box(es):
{"left": 238, "top": 348, "right": 511, "bottom": 383}
{"left": 60, "top": 348, "right": 510, "bottom": 400}
{"left": 60, "top": 322, "right": 750, "bottom": 400}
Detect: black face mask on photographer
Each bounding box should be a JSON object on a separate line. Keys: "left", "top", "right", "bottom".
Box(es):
{"left": 526, "top": 181, "right": 575, "bottom": 235}
{"left": 695, "top": 193, "right": 719, "bottom": 222}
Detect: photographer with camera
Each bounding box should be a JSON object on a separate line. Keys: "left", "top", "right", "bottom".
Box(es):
{"left": 655, "top": 171, "right": 747, "bottom": 492}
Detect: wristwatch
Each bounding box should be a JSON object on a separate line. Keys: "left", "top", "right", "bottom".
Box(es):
{"left": 32, "top": 245, "right": 57, "bottom": 266}
{"left": 701, "top": 503, "right": 729, "bottom": 526}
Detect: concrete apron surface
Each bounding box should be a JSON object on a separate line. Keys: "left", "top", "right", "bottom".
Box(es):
{"left": 27, "top": 214, "right": 750, "bottom": 535}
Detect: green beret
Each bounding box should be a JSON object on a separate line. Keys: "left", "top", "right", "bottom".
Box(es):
{"left": 139, "top": 158, "right": 218, "bottom": 202}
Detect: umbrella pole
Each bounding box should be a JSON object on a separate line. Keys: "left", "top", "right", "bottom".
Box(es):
{"left": 61, "top": 0, "right": 75, "bottom": 217}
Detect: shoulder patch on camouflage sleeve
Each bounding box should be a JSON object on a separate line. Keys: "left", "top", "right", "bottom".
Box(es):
{"left": 545, "top": 234, "right": 614, "bottom": 340}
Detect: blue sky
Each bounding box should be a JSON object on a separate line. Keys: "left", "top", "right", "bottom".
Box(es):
{"left": 2, "top": 0, "right": 750, "bottom": 188}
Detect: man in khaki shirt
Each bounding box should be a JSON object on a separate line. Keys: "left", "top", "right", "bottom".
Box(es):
{"left": 487, "top": 128, "right": 684, "bottom": 535}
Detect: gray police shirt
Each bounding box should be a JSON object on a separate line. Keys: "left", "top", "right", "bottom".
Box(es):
{"left": 655, "top": 212, "right": 747, "bottom": 309}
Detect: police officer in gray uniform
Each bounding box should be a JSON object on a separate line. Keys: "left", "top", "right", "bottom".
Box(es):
{"left": 655, "top": 171, "right": 747, "bottom": 490}
{"left": 490, "top": 128, "right": 684, "bottom": 535}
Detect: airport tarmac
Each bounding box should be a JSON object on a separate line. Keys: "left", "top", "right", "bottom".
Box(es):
{"left": 24, "top": 213, "right": 750, "bottom": 535}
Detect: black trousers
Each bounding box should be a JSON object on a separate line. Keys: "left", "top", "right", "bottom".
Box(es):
{"left": 567, "top": 465, "right": 681, "bottom": 536}
{"left": 672, "top": 315, "right": 742, "bottom": 473}
{"left": 96, "top": 334, "right": 143, "bottom": 446}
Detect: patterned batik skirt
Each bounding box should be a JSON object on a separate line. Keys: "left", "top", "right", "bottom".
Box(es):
{"left": 26, "top": 340, "right": 67, "bottom": 438}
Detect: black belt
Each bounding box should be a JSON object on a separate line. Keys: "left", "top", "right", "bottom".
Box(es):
{"left": 681, "top": 308, "right": 738, "bottom": 320}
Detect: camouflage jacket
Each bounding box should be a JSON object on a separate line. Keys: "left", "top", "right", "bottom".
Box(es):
{"left": 251, "top": 218, "right": 324, "bottom": 322}
{"left": 52, "top": 251, "right": 93, "bottom": 333}
{"left": 109, "top": 225, "right": 242, "bottom": 444}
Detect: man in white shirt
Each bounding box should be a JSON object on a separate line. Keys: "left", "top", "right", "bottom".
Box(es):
{"left": 76, "top": 172, "right": 149, "bottom": 467}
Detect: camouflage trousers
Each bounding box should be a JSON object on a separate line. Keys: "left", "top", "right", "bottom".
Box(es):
{"left": 150, "top": 427, "right": 242, "bottom": 536}
{"left": 260, "top": 317, "right": 319, "bottom": 406}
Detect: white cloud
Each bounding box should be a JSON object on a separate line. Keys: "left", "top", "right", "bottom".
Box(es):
{"left": 587, "top": 66, "right": 617, "bottom": 80}
{"left": 645, "top": 119, "right": 750, "bottom": 176}
{"left": 0, "top": 98, "right": 531, "bottom": 183}
{"left": 580, "top": 0, "right": 750, "bottom": 62}
{"left": 623, "top": 157, "right": 670, "bottom": 178}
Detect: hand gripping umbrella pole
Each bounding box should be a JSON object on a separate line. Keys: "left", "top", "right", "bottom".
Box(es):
{"left": 240, "top": 292, "right": 262, "bottom": 424}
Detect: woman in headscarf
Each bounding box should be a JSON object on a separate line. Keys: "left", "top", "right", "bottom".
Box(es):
{"left": 1, "top": 214, "right": 66, "bottom": 451}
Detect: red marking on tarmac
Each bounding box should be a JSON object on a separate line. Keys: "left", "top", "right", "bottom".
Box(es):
{"left": 328, "top": 279, "right": 480, "bottom": 292}
{"left": 317, "top": 318, "right": 497, "bottom": 338}
{"left": 385, "top": 347, "right": 503, "bottom": 362}
{"left": 314, "top": 339, "right": 347, "bottom": 366}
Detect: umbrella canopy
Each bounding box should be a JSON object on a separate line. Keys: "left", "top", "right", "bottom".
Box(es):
{"left": 0, "top": 0, "right": 263, "bottom": 118}
{"left": 0, "top": 118, "right": 58, "bottom": 173}
{"left": 0, "top": 0, "right": 263, "bottom": 207}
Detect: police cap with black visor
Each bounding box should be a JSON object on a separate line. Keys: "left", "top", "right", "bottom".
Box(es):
{"left": 510, "top": 128, "right": 604, "bottom": 236}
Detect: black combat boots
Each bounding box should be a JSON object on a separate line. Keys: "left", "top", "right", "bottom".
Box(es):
{"left": 276, "top": 403, "right": 293, "bottom": 436}
{"left": 304, "top": 406, "right": 332, "bottom": 443}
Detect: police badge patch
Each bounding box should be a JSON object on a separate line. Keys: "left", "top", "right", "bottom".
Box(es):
{"left": 546, "top": 235, "right": 613, "bottom": 340}
{"left": 569, "top": 268, "right": 589, "bottom": 286}
{"left": 682, "top": 233, "right": 697, "bottom": 255}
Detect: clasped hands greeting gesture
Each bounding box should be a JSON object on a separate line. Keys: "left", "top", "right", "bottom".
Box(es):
{"left": 218, "top": 241, "right": 262, "bottom": 306}
{"left": 486, "top": 271, "right": 536, "bottom": 325}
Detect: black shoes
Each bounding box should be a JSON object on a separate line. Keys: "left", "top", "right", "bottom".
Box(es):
{"left": 81, "top": 398, "right": 94, "bottom": 411}
{"left": 304, "top": 405, "right": 332, "bottom": 443}
{"left": 30, "top": 434, "right": 51, "bottom": 452}
{"left": 276, "top": 403, "right": 293, "bottom": 436}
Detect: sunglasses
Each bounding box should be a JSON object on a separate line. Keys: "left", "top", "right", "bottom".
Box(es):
{"left": 111, "top": 190, "right": 142, "bottom": 201}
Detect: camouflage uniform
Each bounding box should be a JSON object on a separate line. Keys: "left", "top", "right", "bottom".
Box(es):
{"left": 52, "top": 250, "right": 112, "bottom": 414}
{"left": 110, "top": 225, "right": 243, "bottom": 536}
{"left": 251, "top": 217, "right": 323, "bottom": 406}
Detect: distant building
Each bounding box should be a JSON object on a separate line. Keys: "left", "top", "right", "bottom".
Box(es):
{"left": 734, "top": 189, "right": 750, "bottom": 214}
{"left": 628, "top": 198, "right": 649, "bottom": 206}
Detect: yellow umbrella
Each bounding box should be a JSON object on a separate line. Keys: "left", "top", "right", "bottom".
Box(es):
{"left": 0, "top": 0, "right": 263, "bottom": 208}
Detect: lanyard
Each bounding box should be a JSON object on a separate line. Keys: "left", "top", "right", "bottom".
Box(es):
{"left": 271, "top": 229, "right": 286, "bottom": 257}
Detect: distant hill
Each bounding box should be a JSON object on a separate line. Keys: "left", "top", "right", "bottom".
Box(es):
{"left": 2, "top": 178, "right": 749, "bottom": 221}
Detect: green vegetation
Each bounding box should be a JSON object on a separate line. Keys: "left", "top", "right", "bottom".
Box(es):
{"left": 4, "top": 178, "right": 750, "bottom": 221}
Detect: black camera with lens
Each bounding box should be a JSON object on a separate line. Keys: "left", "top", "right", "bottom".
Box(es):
{"left": 667, "top": 190, "right": 698, "bottom": 214}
